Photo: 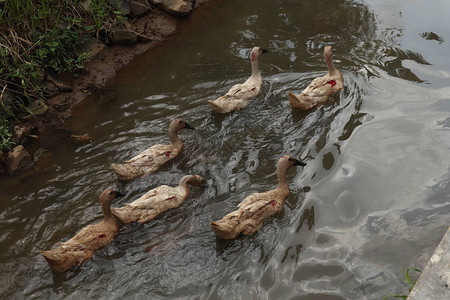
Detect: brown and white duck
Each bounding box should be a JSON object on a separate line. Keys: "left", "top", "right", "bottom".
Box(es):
{"left": 288, "top": 46, "right": 343, "bottom": 110}
{"left": 210, "top": 155, "right": 306, "bottom": 239}
{"left": 208, "top": 46, "right": 268, "bottom": 113}
{"left": 111, "top": 119, "right": 195, "bottom": 181}
{"left": 40, "top": 189, "right": 123, "bottom": 272}
{"left": 111, "top": 175, "right": 207, "bottom": 224}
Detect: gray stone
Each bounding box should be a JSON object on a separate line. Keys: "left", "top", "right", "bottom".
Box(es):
{"left": 408, "top": 227, "right": 450, "bottom": 300}
{"left": 5, "top": 145, "right": 33, "bottom": 175}
{"left": 108, "top": 0, "right": 131, "bottom": 15}
{"left": 110, "top": 28, "right": 138, "bottom": 45}
{"left": 45, "top": 70, "right": 73, "bottom": 92}
{"left": 130, "top": 0, "right": 151, "bottom": 17}
{"left": 150, "top": 0, "right": 193, "bottom": 18}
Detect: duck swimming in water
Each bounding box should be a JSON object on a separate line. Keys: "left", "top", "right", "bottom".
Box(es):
{"left": 208, "top": 46, "right": 268, "bottom": 113}
{"left": 40, "top": 189, "right": 123, "bottom": 272}
{"left": 111, "top": 119, "right": 195, "bottom": 181}
{"left": 210, "top": 155, "right": 306, "bottom": 239}
{"left": 111, "top": 175, "right": 207, "bottom": 224}
{"left": 288, "top": 45, "right": 343, "bottom": 110}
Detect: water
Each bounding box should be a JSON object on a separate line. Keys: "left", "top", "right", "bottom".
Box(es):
{"left": 1, "top": 0, "right": 449, "bottom": 299}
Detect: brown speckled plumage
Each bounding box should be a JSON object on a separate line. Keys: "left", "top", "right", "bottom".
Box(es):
{"left": 289, "top": 46, "right": 343, "bottom": 110}
{"left": 111, "top": 175, "right": 206, "bottom": 224}
{"left": 111, "top": 119, "right": 195, "bottom": 180}
{"left": 208, "top": 47, "right": 268, "bottom": 113}
{"left": 40, "top": 189, "right": 123, "bottom": 272}
{"left": 210, "top": 155, "right": 306, "bottom": 239}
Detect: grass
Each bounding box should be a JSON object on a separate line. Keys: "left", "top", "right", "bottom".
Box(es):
{"left": 0, "top": 0, "right": 128, "bottom": 153}
{"left": 383, "top": 268, "right": 422, "bottom": 299}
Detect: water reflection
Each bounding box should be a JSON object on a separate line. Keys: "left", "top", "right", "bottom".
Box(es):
{"left": 1, "top": 0, "right": 450, "bottom": 299}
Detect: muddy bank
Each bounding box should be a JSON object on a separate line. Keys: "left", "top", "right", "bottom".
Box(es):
{"left": 1, "top": 0, "right": 209, "bottom": 176}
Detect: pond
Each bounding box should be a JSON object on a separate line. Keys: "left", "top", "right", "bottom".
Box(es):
{"left": 1, "top": 0, "right": 449, "bottom": 299}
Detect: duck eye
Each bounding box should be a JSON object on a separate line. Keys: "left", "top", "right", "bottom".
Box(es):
{"left": 288, "top": 157, "right": 293, "bottom": 161}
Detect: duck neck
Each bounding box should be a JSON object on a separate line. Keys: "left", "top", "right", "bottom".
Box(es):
{"left": 326, "top": 54, "right": 337, "bottom": 76}
{"left": 168, "top": 127, "right": 181, "bottom": 146}
{"left": 101, "top": 200, "right": 114, "bottom": 221}
{"left": 276, "top": 165, "right": 290, "bottom": 191}
{"left": 177, "top": 176, "right": 190, "bottom": 198}
{"left": 251, "top": 56, "right": 260, "bottom": 77}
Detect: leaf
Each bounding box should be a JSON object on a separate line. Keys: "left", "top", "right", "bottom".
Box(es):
{"left": 45, "top": 41, "right": 59, "bottom": 52}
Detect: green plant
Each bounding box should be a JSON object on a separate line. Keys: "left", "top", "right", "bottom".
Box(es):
{"left": 383, "top": 268, "right": 422, "bottom": 299}
{"left": 0, "top": 123, "right": 15, "bottom": 153}
{"left": 0, "top": 0, "right": 129, "bottom": 148}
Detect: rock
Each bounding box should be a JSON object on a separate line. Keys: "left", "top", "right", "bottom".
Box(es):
{"left": 44, "top": 80, "right": 59, "bottom": 97}
{"left": 45, "top": 70, "right": 73, "bottom": 92}
{"left": 108, "top": 0, "right": 131, "bottom": 15}
{"left": 46, "top": 93, "right": 73, "bottom": 112}
{"left": 27, "top": 99, "right": 49, "bottom": 116}
{"left": 5, "top": 145, "right": 33, "bottom": 175}
{"left": 109, "top": 28, "right": 138, "bottom": 45}
{"left": 77, "top": 34, "right": 107, "bottom": 59}
{"left": 13, "top": 124, "right": 32, "bottom": 145}
{"left": 149, "top": 0, "right": 193, "bottom": 18}
{"left": 130, "top": 0, "right": 151, "bottom": 17}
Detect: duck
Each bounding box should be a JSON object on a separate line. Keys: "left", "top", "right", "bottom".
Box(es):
{"left": 208, "top": 46, "right": 268, "bottom": 113}
{"left": 111, "top": 119, "right": 195, "bottom": 181}
{"left": 288, "top": 45, "right": 343, "bottom": 110}
{"left": 40, "top": 189, "right": 123, "bottom": 272}
{"left": 210, "top": 155, "right": 306, "bottom": 239}
{"left": 111, "top": 175, "right": 207, "bottom": 224}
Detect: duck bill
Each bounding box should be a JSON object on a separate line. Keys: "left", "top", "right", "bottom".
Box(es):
{"left": 184, "top": 122, "right": 196, "bottom": 130}
{"left": 294, "top": 159, "right": 307, "bottom": 167}
{"left": 261, "top": 48, "right": 269, "bottom": 54}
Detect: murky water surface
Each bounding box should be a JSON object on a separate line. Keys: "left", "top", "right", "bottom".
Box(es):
{"left": 1, "top": 0, "right": 449, "bottom": 299}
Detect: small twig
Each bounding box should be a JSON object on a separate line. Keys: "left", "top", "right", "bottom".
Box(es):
{"left": 0, "top": 84, "right": 6, "bottom": 102}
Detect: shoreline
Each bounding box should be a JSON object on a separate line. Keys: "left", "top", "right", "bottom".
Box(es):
{"left": 1, "top": 0, "right": 210, "bottom": 176}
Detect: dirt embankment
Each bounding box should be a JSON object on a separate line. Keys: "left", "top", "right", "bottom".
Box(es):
{"left": 1, "top": 0, "right": 209, "bottom": 176}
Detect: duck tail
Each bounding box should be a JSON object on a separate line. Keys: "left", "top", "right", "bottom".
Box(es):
{"left": 40, "top": 250, "right": 64, "bottom": 271}
{"left": 208, "top": 99, "right": 223, "bottom": 113}
{"left": 110, "top": 207, "right": 132, "bottom": 224}
{"left": 210, "top": 220, "right": 238, "bottom": 240}
{"left": 110, "top": 163, "right": 136, "bottom": 181}
{"left": 288, "top": 92, "right": 301, "bottom": 106}
{"left": 288, "top": 92, "right": 315, "bottom": 110}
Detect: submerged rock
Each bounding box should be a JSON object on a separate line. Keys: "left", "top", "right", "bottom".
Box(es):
{"left": 5, "top": 145, "right": 33, "bottom": 175}
{"left": 150, "top": 0, "right": 193, "bottom": 18}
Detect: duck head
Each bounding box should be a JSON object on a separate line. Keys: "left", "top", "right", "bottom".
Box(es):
{"left": 250, "top": 46, "right": 269, "bottom": 62}
{"left": 170, "top": 119, "right": 196, "bottom": 132}
{"left": 100, "top": 189, "right": 124, "bottom": 205}
{"left": 279, "top": 155, "right": 307, "bottom": 169}
{"left": 187, "top": 175, "right": 207, "bottom": 187}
